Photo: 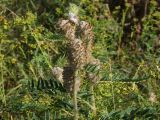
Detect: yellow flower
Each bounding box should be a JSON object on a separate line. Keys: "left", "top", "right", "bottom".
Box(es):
{"left": 22, "top": 95, "right": 32, "bottom": 104}
{"left": 11, "top": 58, "right": 17, "bottom": 64}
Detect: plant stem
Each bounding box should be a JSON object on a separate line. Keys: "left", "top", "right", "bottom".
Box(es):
{"left": 90, "top": 84, "right": 96, "bottom": 116}
{"left": 109, "top": 59, "right": 116, "bottom": 110}
{"left": 73, "top": 78, "right": 78, "bottom": 120}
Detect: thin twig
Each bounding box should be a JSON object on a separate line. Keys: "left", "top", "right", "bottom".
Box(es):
{"left": 144, "top": 0, "right": 149, "bottom": 16}
{"left": 0, "top": 5, "right": 19, "bottom": 17}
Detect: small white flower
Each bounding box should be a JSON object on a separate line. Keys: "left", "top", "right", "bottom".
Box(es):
{"left": 69, "top": 12, "right": 79, "bottom": 25}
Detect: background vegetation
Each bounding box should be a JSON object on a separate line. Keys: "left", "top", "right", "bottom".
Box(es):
{"left": 0, "top": 0, "right": 160, "bottom": 119}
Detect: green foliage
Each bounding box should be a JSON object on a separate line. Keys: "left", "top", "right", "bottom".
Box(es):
{"left": 69, "top": 3, "right": 79, "bottom": 16}
{"left": 0, "top": 0, "right": 160, "bottom": 119}
{"left": 101, "top": 106, "right": 159, "bottom": 120}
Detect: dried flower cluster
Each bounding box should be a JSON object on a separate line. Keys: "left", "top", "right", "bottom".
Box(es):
{"left": 56, "top": 15, "right": 100, "bottom": 93}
